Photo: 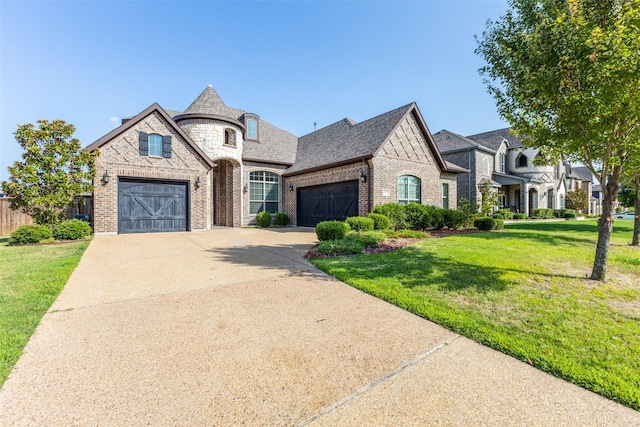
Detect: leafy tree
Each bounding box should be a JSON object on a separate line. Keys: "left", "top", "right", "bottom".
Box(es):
{"left": 479, "top": 181, "right": 500, "bottom": 216}
{"left": 1, "top": 120, "right": 96, "bottom": 226}
{"left": 618, "top": 186, "right": 636, "bottom": 209}
{"left": 565, "top": 188, "right": 589, "bottom": 212}
{"left": 476, "top": 0, "right": 640, "bottom": 280}
{"left": 632, "top": 177, "right": 640, "bottom": 246}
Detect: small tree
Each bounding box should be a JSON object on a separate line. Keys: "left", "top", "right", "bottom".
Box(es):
{"left": 565, "top": 188, "right": 589, "bottom": 213}
{"left": 479, "top": 182, "right": 500, "bottom": 216}
{"left": 618, "top": 186, "right": 636, "bottom": 209}
{"left": 1, "top": 120, "right": 96, "bottom": 226}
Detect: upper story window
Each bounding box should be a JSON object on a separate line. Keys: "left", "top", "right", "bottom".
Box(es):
{"left": 483, "top": 158, "right": 491, "bottom": 176}
{"left": 139, "top": 132, "right": 171, "bottom": 158}
{"left": 224, "top": 129, "right": 236, "bottom": 147}
{"left": 500, "top": 153, "right": 506, "bottom": 173}
{"left": 247, "top": 118, "right": 258, "bottom": 140}
{"left": 398, "top": 175, "right": 421, "bottom": 205}
{"left": 249, "top": 171, "right": 279, "bottom": 214}
{"left": 149, "top": 134, "right": 162, "bottom": 156}
{"left": 517, "top": 153, "right": 528, "bottom": 167}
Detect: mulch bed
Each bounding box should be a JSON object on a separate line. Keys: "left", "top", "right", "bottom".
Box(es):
{"left": 305, "top": 228, "right": 490, "bottom": 259}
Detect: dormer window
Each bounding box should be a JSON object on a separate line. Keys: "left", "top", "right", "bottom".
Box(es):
{"left": 247, "top": 118, "right": 258, "bottom": 140}
{"left": 224, "top": 129, "right": 236, "bottom": 147}
{"left": 517, "top": 153, "right": 528, "bottom": 167}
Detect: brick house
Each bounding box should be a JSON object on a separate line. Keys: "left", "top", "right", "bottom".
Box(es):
{"left": 433, "top": 127, "right": 593, "bottom": 215}
{"left": 87, "top": 86, "right": 465, "bottom": 234}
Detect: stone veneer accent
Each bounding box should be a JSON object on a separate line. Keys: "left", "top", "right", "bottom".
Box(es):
{"left": 178, "top": 118, "right": 243, "bottom": 165}
{"left": 93, "top": 111, "right": 211, "bottom": 234}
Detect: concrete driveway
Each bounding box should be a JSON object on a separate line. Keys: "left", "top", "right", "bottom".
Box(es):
{"left": 1, "top": 227, "right": 638, "bottom": 426}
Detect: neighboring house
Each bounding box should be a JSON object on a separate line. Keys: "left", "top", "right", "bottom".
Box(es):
{"left": 87, "top": 85, "right": 464, "bottom": 234}
{"left": 565, "top": 165, "right": 595, "bottom": 214}
{"left": 433, "top": 127, "right": 591, "bottom": 216}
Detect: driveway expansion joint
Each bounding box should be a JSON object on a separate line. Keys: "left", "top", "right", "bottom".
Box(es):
{"left": 298, "top": 334, "right": 461, "bottom": 426}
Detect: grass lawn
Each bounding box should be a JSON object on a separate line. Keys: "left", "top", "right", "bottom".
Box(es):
{"left": 0, "top": 236, "right": 89, "bottom": 387}
{"left": 311, "top": 219, "right": 640, "bottom": 410}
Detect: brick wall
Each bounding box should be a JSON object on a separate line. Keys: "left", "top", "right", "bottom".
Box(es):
{"left": 242, "top": 161, "right": 289, "bottom": 226}
{"left": 93, "top": 111, "right": 211, "bottom": 234}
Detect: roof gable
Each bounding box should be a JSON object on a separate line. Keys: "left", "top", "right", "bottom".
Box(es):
{"left": 432, "top": 129, "right": 496, "bottom": 154}
{"left": 85, "top": 103, "right": 214, "bottom": 168}
{"left": 467, "top": 127, "right": 523, "bottom": 150}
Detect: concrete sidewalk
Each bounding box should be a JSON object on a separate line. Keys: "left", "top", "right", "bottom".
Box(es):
{"left": 1, "top": 228, "right": 638, "bottom": 426}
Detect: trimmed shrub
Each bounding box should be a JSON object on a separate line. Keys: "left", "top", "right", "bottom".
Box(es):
{"left": 317, "top": 238, "right": 365, "bottom": 256}
{"left": 492, "top": 213, "right": 505, "bottom": 220}
{"left": 474, "top": 216, "right": 497, "bottom": 230}
{"left": 346, "top": 230, "right": 386, "bottom": 246}
{"left": 10, "top": 224, "right": 53, "bottom": 245}
{"left": 531, "top": 208, "right": 554, "bottom": 219}
{"left": 372, "top": 203, "right": 407, "bottom": 230}
{"left": 345, "top": 216, "right": 374, "bottom": 232}
{"left": 316, "top": 221, "right": 349, "bottom": 241}
{"left": 384, "top": 229, "right": 429, "bottom": 239}
{"left": 564, "top": 212, "right": 577, "bottom": 218}
{"left": 274, "top": 212, "right": 290, "bottom": 226}
{"left": 513, "top": 213, "right": 527, "bottom": 219}
{"left": 403, "top": 203, "right": 431, "bottom": 230}
{"left": 497, "top": 208, "right": 514, "bottom": 219}
{"left": 442, "top": 209, "right": 466, "bottom": 230}
{"left": 493, "top": 219, "right": 505, "bottom": 230}
{"left": 255, "top": 211, "right": 272, "bottom": 228}
{"left": 53, "top": 219, "right": 92, "bottom": 240}
{"left": 367, "top": 213, "right": 391, "bottom": 230}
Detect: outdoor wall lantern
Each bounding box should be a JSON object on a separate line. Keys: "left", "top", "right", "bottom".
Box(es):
{"left": 243, "top": 184, "right": 248, "bottom": 194}
{"left": 102, "top": 171, "right": 110, "bottom": 184}
{"left": 360, "top": 172, "right": 367, "bottom": 183}
{"left": 289, "top": 184, "right": 294, "bottom": 192}
{"left": 195, "top": 176, "right": 201, "bottom": 189}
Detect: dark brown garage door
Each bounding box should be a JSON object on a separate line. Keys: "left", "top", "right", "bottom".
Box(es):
{"left": 118, "top": 179, "right": 188, "bottom": 234}
{"left": 297, "top": 180, "right": 359, "bottom": 227}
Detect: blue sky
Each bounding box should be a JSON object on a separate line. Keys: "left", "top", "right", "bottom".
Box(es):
{"left": 0, "top": 0, "right": 509, "bottom": 182}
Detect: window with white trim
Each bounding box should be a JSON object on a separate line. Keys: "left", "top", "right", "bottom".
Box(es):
{"left": 442, "top": 183, "right": 449, "bottom": 209}
{"left": 249, "top": 171, "right": 279, "bottom": 214}
{"left": 398, "top": 175, "right": 421, "bottom": 205}
{"left": 247, "top": 119, "right": 258, "bottom": 140}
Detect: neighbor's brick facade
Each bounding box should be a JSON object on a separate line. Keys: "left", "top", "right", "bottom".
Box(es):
{"left": 93, "top": 111, "right": 210, "bottom": 234}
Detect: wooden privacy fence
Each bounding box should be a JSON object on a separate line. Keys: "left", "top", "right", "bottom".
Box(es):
{"left": 0, "top": 198, "right": 34, "bottom": 235}
{"left": 0, "top": 196, "right": 93, "bottom": 235}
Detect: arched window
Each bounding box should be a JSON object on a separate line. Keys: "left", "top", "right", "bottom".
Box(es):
{"left": 517, "top": 153, "right": 528, "bottom": 167}
{"left": 398, "top": 175, "right": 421, "bottom": 204}
{"left": 224, "top": 129, "right": 236, "bottom": 146}
{"left": 249, "top": 171, "right": 279, "bottom": 214}
{"left": 148, "top": 134, "right": 163, "bottom": 156}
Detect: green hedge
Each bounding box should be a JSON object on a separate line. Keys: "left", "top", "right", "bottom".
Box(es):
{"left": 53, "top": 219, "right": 92, "bottom": 240}
{"left": 531, "top": 208, "right": 554, "bottom": 219}
{"left": 345, "top": 216, "right": 374, "bottom": 231}
{"left": 10, "top": 224, "right": 53, "bottom": 245}
{"left": 474, "top": 217, "right": 497, "bottom": 230}
{"left": 256, "top": 211, "right": 272, "bottom": 228}
{"left": 372, "top": 203, "right": 407, "bottom": 230}
{"left": 274, "top": 212, "right": 290, "bottom": 226}
{"left": 316, "top": 221, "right": 350, "bottom": 241}
{"left": 367, "top": 213, "right": 391, "bottom": 230}
{"left": 513, "top": 213, "right": 527, "bottom": 219}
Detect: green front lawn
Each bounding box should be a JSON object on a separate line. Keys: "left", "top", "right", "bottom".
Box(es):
{"left": 0, "top": 236, "right": 89, "bottom": 386}
{"left": 311, "top": 220, "right": 640, "bottom": 410}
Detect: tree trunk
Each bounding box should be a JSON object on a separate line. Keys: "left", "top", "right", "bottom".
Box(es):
{"left": 591, "top": 187, "right": 616, "bottom": 281}
{"left": 633, "top": 177, "right": 640, "bottom": 246}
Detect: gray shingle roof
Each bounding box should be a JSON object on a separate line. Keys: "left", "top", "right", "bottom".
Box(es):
{"left": 467, "top": 127, "right": 523, "bottom": 150}
{"left": 568, "top": 165, "right": 592, "bottom": 182}
{"left": 285, "top": 103, "right": 415, "bottom": 175}
{"left": 184, "top": 85, "right": 239, "bottom": 119}
{"left": 242, "top": 121, "right": 299, "bottom": 165}
{"left": 432, "top": 129, "right": 496, "bottom": 154}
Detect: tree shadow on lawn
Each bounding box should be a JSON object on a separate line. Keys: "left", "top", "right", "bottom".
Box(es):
{"left": 471, "top": 229, "right": 596, "bottom": 246}
{"left": 337, "top": 243, "right": 583, "bottom": 295}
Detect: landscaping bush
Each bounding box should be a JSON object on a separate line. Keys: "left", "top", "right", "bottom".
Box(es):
{"left": 513, "top": 213, "right": 527, "bottom": 219}
{"left": 457, "top": 198, "right": 479, "bottom": 228}
{"left": 492, "top": 213, "right": 505, "bottom": 220}
{"left": 274, "top": 212, "right": 290, "bottom": 226}
{"left": 346, "top": 230, "right": 386, "bottom": 246}
{"left": 316, "top": 221, "right": 350, "bottom": 241}
{"left": 317, "top": 238, "right": 365, "bottom": 256}
{"left": 564, "top": 212, "right": 577, "bottom": 219}
{"left": 531, "top": 208, "right": 554, "bottom": 219}
{"left": 432, "top": 207, "right": 447, "bottom": 229}
{"left": 384, "top": 229, "right": 429, "bottom": 239}
{"left": 493, "top": 219, "right": 505, "bottom": 230}
{"left": 498, "top": 208, "right": 514, "bottom": 219}
{"left": 367, "top": 213, "right": 391, "bottom": 230}
{"left": 474, "top": 216, "right": 497, "bottom": 230}
{"left": 255, "top": 211, "right": 272, "bottom": 228}
{"left": 10, "top": 224, "right": 53, "bottom": 245}
{"left": 345, "top": 216, "right": 374, "bottom": 232}
{"left": 53, "top": 219, "right": 92, "bottom": 240}
{"left": 403, "top": 203, "right": 431, "bottom": 230}
{"left": 372, "top": 203, "right": 407, "bottom": 230}
{"left": 442, "top": 209, "right": 466, "bottom": 229}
